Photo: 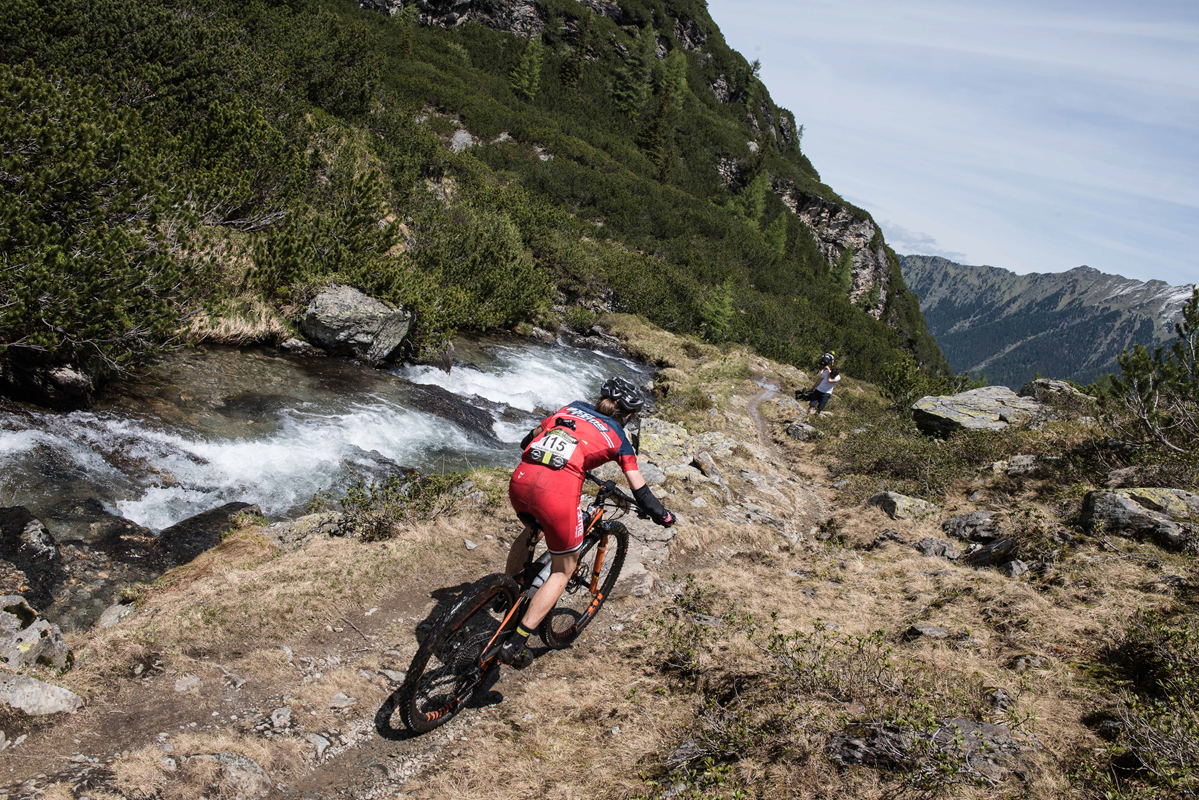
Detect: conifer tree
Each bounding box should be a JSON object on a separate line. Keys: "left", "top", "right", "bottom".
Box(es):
{"left": 763, "top": 213, "right": 787, "bottom": 256}
{"left": 612, "top": 26, "right": 654, "bottom": 117}
{"left": 396, "top": 4, "right": 418, "bottom": 59}
{"left": 637, "top": 91, "right": 674, "bottom": 182}
{"left": 660, "top": 47, "right": 688, "bottom": 114}
{"left": 509, "top": 34, "right": 544, "bottom": 102}
{"left": 727, "top": 171, "right": 769, "bottom": 231}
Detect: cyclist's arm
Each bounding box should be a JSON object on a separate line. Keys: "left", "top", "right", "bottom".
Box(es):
{"left": 622, "top": 467, "right": 673, "bottom": 525}
{"left": 519, "top": 423, "right": 544, "bottom": 450}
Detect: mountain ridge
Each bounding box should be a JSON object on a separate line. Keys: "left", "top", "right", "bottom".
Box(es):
{"left": 900, "top": 254, "right": 1195, "bottom": 388}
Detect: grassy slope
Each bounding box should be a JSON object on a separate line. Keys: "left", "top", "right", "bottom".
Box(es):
{"left": 0, "top": 0, "right": 946, "bottom": 388}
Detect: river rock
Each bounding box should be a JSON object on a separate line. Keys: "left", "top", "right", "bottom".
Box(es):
{"left": 912, "top": 387, "right": 1042, "bottom": 435}
{"left": 0, "top": 596, "right": 71, "bottom": 670}
{"left": 867, "top": 492, "right": 939, "bottom": 521}
{"left": 158, "top": 502, "right": 262, "bottom": 566}
{"left": 0, "top": 675, "right": 83, "bottom": 715}
{"left": 942, "top": 511, "right": 1003, "bottom": 543}
{"left": 408, "top": 383, "right": 498, "bottom": 442}
{"left": 187, "top": 753, "right": 272, "bottom": 799}
{"left": 301, "top": 284, "right": 412, "bottom": 365}
{"left": 0, "top": 508, "right": 64, "bottom": 610}
{"left": 263, "top": 513, "right": 345, "bottom": 552}
{"left": 1080, "top": 488, "right": 1199, "bottom": 553}
{"left": 0, "top": 359, "right": 94, "bottom": 410}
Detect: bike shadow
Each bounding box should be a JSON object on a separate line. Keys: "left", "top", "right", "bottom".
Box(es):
{"left": 376, "top": 580, "right": 519, "bottom": 740}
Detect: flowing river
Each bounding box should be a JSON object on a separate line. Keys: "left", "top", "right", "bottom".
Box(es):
{"left": 0, "top": 335, "right": 650, "bottom": 543}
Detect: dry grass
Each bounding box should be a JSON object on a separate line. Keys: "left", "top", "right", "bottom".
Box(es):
{"left": 186, "top": 295, "right": 292, "bottom": 345}
{"left": 112, "top": 731, "right": 303, "bottom": 800}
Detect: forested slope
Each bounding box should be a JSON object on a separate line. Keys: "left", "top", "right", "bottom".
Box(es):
{"left": 0, "top": 0, "right": 946, "bottom": 406}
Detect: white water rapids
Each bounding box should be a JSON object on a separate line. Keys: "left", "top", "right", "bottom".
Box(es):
{"left": 0, "top": 336, "right": 648, "bottom": 540}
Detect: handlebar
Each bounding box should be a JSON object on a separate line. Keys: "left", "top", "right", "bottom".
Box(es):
{"left": 584, "top": 471, "right": 647, "bottom": 519}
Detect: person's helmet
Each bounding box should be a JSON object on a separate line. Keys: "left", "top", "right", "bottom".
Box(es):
{"left": 600, "top": 376, "right": 644, "bottom": 414}
{"left": 819, "top": 353, "right": 835, "bottom": 367}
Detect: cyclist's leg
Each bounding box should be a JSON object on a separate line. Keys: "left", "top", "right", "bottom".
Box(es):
{"left": 504, "top": 515, "right": 539, "bottom": 577}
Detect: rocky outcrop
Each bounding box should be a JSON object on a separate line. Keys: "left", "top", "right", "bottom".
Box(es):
{"left": 769, "top": 183, "right": 889, "bottom": 318}
{"left": 961, "top": 537, "right": 1020, "bottom": 568}
{"left": 1081, "top": 488, "right": 1199, "bottom": 553}
{"left": 1017, "top": 378, "right": 1093, "bottom": 405}
{"left": 301, "top": 284, "right": 412, "bottom": 366}
{"left": 912, "top": 387, "right": 1042, "bottom": 435}
{"left": 942, "top": 511, "right": 1003, "bottom": 543}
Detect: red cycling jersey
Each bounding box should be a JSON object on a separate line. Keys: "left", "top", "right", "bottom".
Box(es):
{"left": 509, "top": 402, "right": 639, "bottom": 555}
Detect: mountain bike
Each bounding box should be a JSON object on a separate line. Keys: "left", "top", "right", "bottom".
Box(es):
{"left": 396, "top": 472, "right": 642, "bottom": 733}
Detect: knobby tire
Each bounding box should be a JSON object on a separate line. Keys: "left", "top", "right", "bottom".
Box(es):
{"left": 540, "top": 522, "right": 628, "bottom": 649}
{"left": 398, "top": 573, "right": 520, "bottom": 733}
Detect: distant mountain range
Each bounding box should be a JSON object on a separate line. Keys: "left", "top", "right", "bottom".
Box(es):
{"left": 899, "top": 255, "right": 1195, "bottom": 389}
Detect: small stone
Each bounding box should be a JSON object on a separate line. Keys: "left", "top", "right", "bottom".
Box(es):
{"left": 276, "top": 645, "right": 294, "bottom": 663}
{"left": 610, "top": 624, "right": 624, "bottom": 632}
{"left": 968, "top": 490, "right": 984, "bottom": 502}
{"left": 378, "top": 669, "right": 406, "bottom": 683}
{"left": 904, "top": 623, "right": 949, "bottom": 640}
{"left": 162, "top": 756, "right": 177, "bottom": 771}
{"left": 689, "top": 497, "right": 707, "bottom": 508}
{"left": 174, "top": 676, "right": 201, "bottom": 693}
{"left": 1000, "top": 560, "right": 1029, "bottom": 577}
{"left": 271, "top": 707, "right": 292, "bottom": 729}
{"left": 464, "top": 539, "right": 477, "bottom": 551}
{"left": 330, "top": 692, "right": 357, "bottom": 709}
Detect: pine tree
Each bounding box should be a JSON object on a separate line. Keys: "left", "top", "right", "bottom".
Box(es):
{"left": 509, "top": 34, "right": 544, "bottom": 102}
{"left": 726, "top": 171, "right": 769, "bottom": 231}
{"left": 660, "top": 47, "right": 688, "bottom": 114}
{"left": 763, "top": 213, "right": 787, "bottom": 256}
{"left": 612, "top": 26, "right": 654, "bottom": 117}
{"left": 396, "top": 4, "right": 418, "bottom": 59}
{"left": 637, "top": 91, "right": 673, "bottom": 183}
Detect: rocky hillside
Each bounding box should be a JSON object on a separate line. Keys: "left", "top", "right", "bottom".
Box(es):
{"left": 0, "top": 0, "right": 946, "bottom": 410}
{"left": 901, "top": 255, "right": 1195, "bottom": 388}
{"left": 2, "top": 314, "right": 1195, "bottom": 800}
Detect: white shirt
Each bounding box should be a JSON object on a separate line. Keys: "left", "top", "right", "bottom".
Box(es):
{"left": 815, "top": 368, "right": 840, "bottom": 394}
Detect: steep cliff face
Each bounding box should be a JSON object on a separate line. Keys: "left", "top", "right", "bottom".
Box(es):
{"left": 902, "top": 255, "right": 1196, "bottom": 387}
{"left": 772, "top": 182, "right": 889, "bottom": 319}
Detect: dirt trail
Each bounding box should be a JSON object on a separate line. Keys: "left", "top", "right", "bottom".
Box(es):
{"left": 747, "top": 376, "right": 781, "bottom": 444}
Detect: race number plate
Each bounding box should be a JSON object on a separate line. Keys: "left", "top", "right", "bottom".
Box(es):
{"left": 528, "top": 429, "right": 578, "bottom": 469}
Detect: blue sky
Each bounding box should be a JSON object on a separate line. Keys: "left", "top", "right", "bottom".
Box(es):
{"left": 706, "top": 0, "right": 1199, "bottom": 285}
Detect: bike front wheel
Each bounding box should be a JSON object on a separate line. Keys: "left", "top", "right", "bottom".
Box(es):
{"left": 399, "top": 573, "right": 520, "bottom": 733}
{"left": 540, "top": 522, "right": 628, "bottom": 649}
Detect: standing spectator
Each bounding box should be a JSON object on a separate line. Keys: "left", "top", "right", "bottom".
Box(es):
{"left": 803, "top": 353, "right": 840, "bottom": 419}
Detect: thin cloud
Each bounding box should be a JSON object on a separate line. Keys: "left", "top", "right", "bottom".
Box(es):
{"left": 881, "top": 222, "right": 969, "bottom": 263}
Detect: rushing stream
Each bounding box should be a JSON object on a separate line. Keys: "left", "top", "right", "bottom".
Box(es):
{"left": 0, "top": 335, "right": 650, "bottom": 543}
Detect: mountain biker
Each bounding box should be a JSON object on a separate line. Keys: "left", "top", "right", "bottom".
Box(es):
{"left": 497, "top": 376, "right": 675, "bottom": 668}
{"left": 803, "top": 353, "right": 840, "bottom": 419}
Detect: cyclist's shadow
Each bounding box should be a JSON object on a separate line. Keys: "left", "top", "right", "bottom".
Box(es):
{"left": 375, "top": 581, "right": 546, "bottom": 740}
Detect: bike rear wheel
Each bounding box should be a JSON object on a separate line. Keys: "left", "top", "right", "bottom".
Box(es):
{"left": 399, "top": 573, "right": 520, "bottom": 733}
{"left": 540, "top": 522, "right": 628, "bottom": 649}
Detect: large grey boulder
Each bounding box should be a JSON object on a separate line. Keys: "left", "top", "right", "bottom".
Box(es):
{"left": 0, "top": 596, "right": 71, "bottom": 670}
{"left": 301, "top": 284, "right": 412, "bottom": 365}
{"left": 1081, "top": 488, "right": 1199, "bottom": 553}
{"left": 0, "top": 675, "right": 83, "bottom": 715}
{"left": 0, "top": 359, "right": 94, "bottom": 410}
{"left": 912, "top": 387, "right": 1042, "bottom": 435}
{"left": 263, "top": 512, "right": 345, "bottom": 553}
{"left": 867, "top": 492, "right": 939, "bottom": 521}
{"left": 1018, "top": 378, "right": 1093, "bottom": 405}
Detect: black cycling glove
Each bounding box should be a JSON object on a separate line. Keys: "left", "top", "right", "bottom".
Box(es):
{"left": 633, "top": 484, "right": 674, "bottom": 527}
{"left": 519, "top": 426, "right": 538, "bottom": 450}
